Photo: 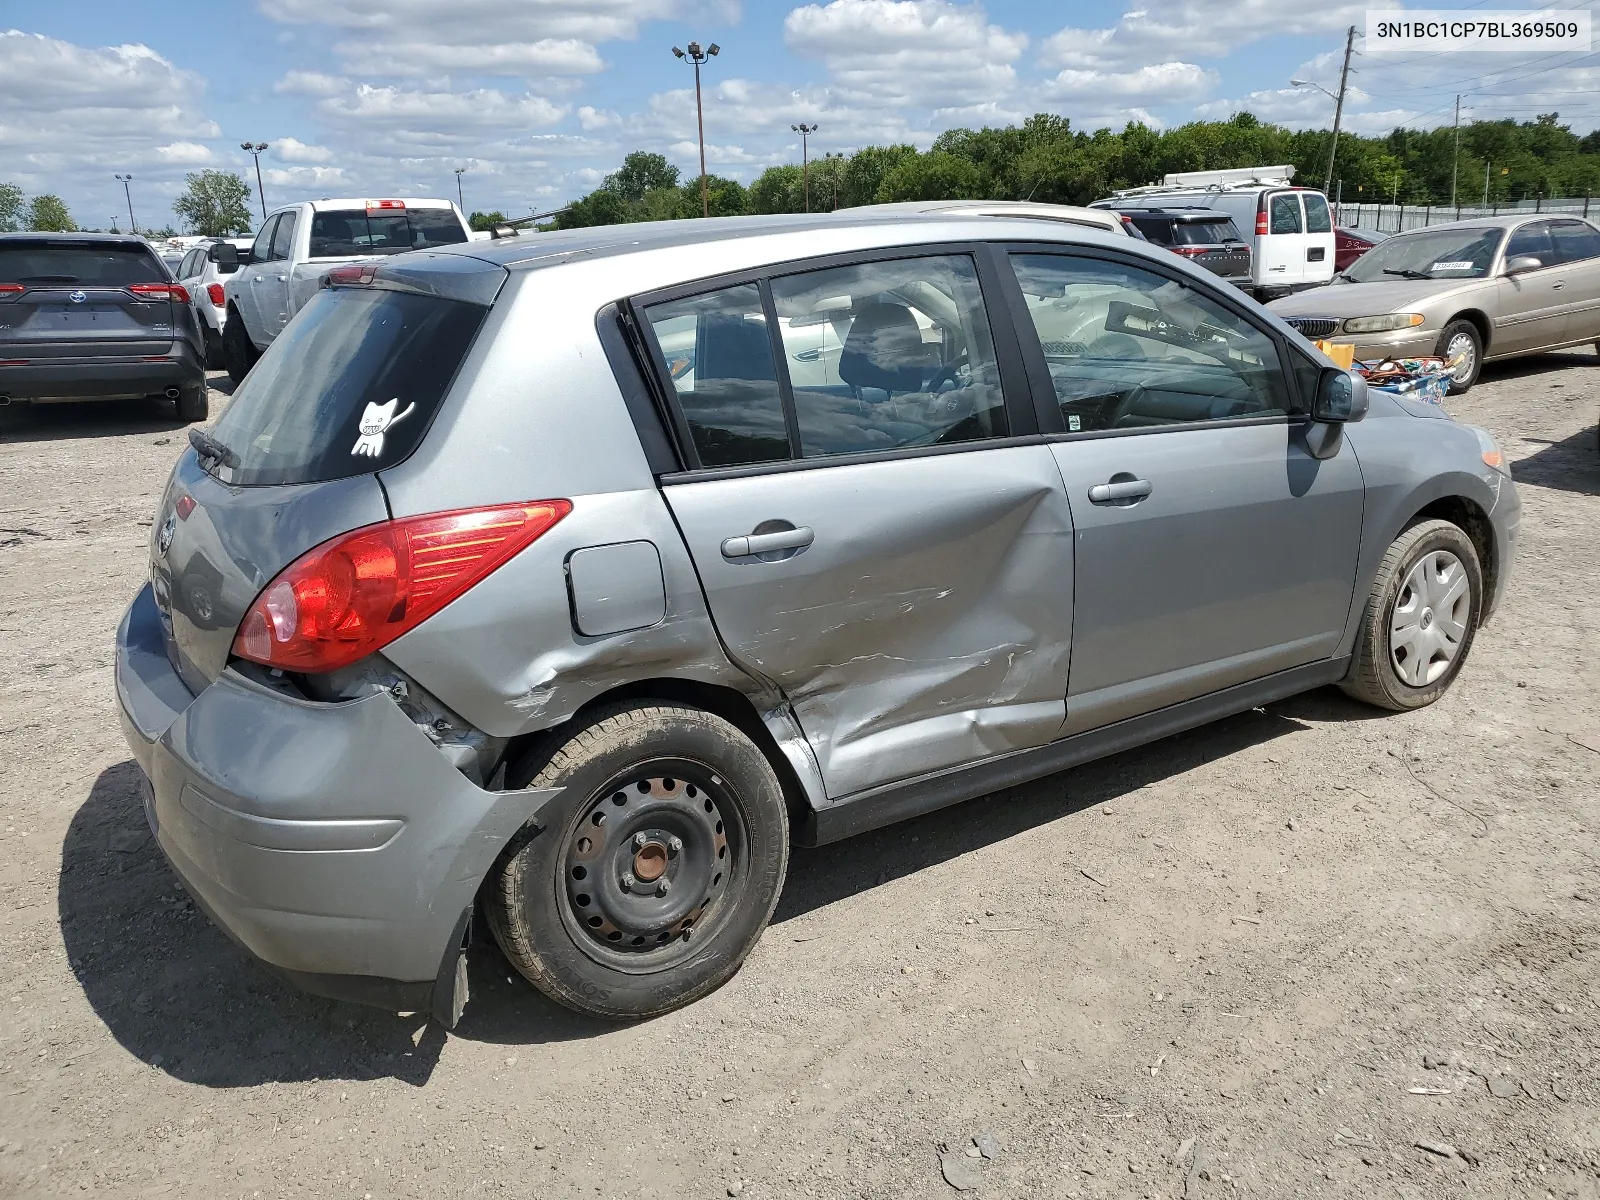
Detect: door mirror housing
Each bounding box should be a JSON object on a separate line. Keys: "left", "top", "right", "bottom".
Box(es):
{"left": 1504, "top": 254, "right": 1543, "bottom": 275}
{"left": 1313, "top": 367, "right": 1368, "bottom": 424}
{"left": 208, "top": 241, "right": 242, "bottom": 271}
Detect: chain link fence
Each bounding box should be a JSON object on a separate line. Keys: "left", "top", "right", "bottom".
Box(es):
{"left": 1333, "top": 197, "right": 1597, "bottom": 233}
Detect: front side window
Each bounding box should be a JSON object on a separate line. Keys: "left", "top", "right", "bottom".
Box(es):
{"left": 643, "top": 284, "right": 790, "bottom": 469}
{"left": 1548, "top": 219, "right": 1600, "bottom": 264}
{"left": 269, "top": 212, "right": 297, "bottom": 262}
{"left": 769, "top": 254, "right": 1008, "bottom": 458}
{"left": 1270, "top": 194, "right": 1302, "bottom": 235}
{"left": 1009, "top": 253, "right": 1291, "bottom": 430}
{"left": 250, "top": 216, "right": 278, "bottom": 265}
{"left": 1303, "top": 193, "right": 1333, "bottom": 234}
{"left": 1505, "top": 221, "right": 1555, "bottom": 265}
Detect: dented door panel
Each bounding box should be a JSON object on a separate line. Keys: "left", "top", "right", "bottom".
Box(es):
{"left": 664, "top": 445, "right": 1075, "bottom": 799}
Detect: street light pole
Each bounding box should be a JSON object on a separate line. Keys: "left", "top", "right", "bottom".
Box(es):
{"left": 454, "top": 167, "right": 467, "bottom": 211}
{"left": 672, "top": 41, "right": 720, "bottom": 218}
{"left": 791, "top": 123, "right": 817, "bottom": 212}
{"left": 823, "top": 151, "right": 844, "bottom": 210}
{"left": 114, "top": 174, "right": 136, "bottom": 235}
{"left": 240, "top": 143, "right": 269, "bottom": 219}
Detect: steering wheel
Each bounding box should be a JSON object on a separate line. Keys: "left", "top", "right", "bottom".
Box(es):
{"left": 925, "top": 353, "right": 969, "bottom": 392}
{"left": 1098, "top": 383, "right": 1147, "bottom": 429}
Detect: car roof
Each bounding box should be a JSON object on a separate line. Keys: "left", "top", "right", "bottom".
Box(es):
{"left": 0, "top": 232, "right": 153, "bottom": 248}
{"left": 292, "top": 198, "right": 458, "bottom": 212}
{"left": 848, "top": 200, "right": 1123, "bottom": 227}
{"left": 1113, "top": 206, "right": 1235, "bottom": 218}
{"left": 1380, "top": 212, "right": 1591, "bottom": 236}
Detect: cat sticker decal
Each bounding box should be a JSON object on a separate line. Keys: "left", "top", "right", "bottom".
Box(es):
{"left": 350, "top": 398, "right": 416, "bottom": 457}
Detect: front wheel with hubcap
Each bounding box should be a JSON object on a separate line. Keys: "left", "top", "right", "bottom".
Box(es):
{"left": 1436, "top": 319, "right": 1482, "bottom": 394}
{"left": 1340, "top": 518, "right": 1482, "bottom": 711}
{"left": 486, "top": 701, "right": 789, "bottom": 1021}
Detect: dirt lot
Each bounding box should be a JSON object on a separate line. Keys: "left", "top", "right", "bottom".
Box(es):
{"left": 1, "top": 356, "right": 1598, "bottom": 1200}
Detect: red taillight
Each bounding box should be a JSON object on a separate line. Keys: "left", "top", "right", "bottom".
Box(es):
{"left": 129, "top": 283, "right": 190, "bottom": 304}
{"left": 326, "top": 265, "right": 377, "bottom": 287}
{"left": 206, "top": 283, "right": 225, "bottom": 307}
{"left": 0, "top": 283, "right": 23, "bottom": 294}
{"left": 1255, "top": 210, "right": 1269, "bottom": 236}
{"left": 1170, "top": 245, "right": 1208, "bottom": 257}
{"left": 367, "top": 199, "right": 406, "bottom": 211}
{"left": 232, "top": 501, "right": 572, "bottom": 672}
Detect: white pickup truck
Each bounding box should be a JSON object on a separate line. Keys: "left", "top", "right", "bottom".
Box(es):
{"left": 211, "top": 197, "right": 473, "bottom": 381}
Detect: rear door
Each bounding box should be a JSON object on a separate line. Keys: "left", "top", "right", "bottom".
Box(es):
{"left": 0, "top": 238, "right": 180, "bottom": 363}
{"left": 1546, "top": 219, "right": 1600, "bottom": 341}
{"left": 1494, "top": 221, "right": 1570, "bottom": 353}
{"left": 1257, "top": 191, "right": 1306, "bottom": 286}
{"left": 639, "top": 249, "right": 1077, "bottom": 799}
{"left": 1301, "top": 192, "right": 1336, "bottom": 284}
{"left": 1003, "top": 248, "right": 1364, "bottom": 732}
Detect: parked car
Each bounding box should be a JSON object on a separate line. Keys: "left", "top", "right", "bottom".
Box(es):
{"left": 213, "top": 197, "right": 472, "bottom": 381}
{"left": 174, "top": 238, "right": 254, "bottom": 368}
{"left": 1270, "top": 213, "right": 1600, "bottom": 394}
{"left": 1335, "top": 225, "right": 1390, "bottom": 273}
{"left": 117, "top": 211, "right": 1519, "bottom": 1026}
{"left": 1100, "top": 206, "right": 1252, "bottom": 286}
{"left": 0, "top": 232, "right": 207, "bottom": 420}
{"left": 1093, "top": 166, "right": 1336, "bottom": 300}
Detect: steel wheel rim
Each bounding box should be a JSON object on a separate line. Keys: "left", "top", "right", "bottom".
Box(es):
{"left": 1389, "top": 550, "right": 1470, "bottom": 687}
{"left": 555, "top": 761, "right": 740, "bottom": 974}
{"left": 1446, "top": 331, "right": 1476, "bottom": 382}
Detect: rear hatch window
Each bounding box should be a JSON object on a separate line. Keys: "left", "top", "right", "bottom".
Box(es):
{"left": 1172, "top": 220, "right": 1242, "bottom": 245}
{"left": 308, "top": 209, "right": 468, "bottom": 258}
{"left": 202, "top": 285, "right": 488, "bottom": 486}
{"left": 0, "top": 241, "right": 165, "bottom": 286}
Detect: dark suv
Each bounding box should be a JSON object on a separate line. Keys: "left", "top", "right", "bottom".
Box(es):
{"left": 1108, "top": 208, "right": 1252, "bottom": 286}
{"left": 0, "top": 233, "right": 208, "bottom": 421}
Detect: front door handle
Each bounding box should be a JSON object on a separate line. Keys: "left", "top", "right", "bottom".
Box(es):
{"left": 1088, "top": 478, "right": 1153, "bottom": 505}
{"left": 1552, "top": 280, "right": 1565, "bottom": 290}
{"left": 721, "top": 526, "right": 815, "bottom": 559}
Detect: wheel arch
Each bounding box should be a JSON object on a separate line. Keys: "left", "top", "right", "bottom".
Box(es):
{"left": 1446, "top": 308, "right": 1492, "bottom": 353}
{"left": 1405, "top": 494, "right": 1496, "bottom": 627}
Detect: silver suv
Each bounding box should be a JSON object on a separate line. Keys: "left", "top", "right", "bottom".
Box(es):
{"left": 115, "top": 212, "right": 1520, "bottom": 1025}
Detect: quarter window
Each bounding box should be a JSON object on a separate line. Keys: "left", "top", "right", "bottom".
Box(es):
{"left": 643, "top": 284, "right": 790, "bottom": 469}
{"left": 769, "top": 254, "right": 1008, "bottom": 457}
{"left": 1008, "top": 253, "right": 1292, "bottom": 430}
{"left": 1269, "top": 194, "right": 1302, "bottom": 235}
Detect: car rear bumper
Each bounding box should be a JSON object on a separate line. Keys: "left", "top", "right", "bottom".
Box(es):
{"left": 0, "top": 344, "right": 205, "bottom": 402}
{"left": 114, "top": 583, "right": 558, "bottom": 1018}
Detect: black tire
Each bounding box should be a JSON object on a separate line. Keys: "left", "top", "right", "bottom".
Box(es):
{"left": 222, "top": 312, "right": 258, "bottom": 384}
{"left": 204, "top": 326, "right": 226, "bottom": 371}
{"left": 174, "top": 383, "right": 208, "bottom": 423}
{"left": 1436, "top": 319, "right": 1482, "bottom": 395}
{"left": 1340, "top": 519, "right": 1483, "bottom": 712}
{"left": 485, "top": 701, "right": 789, "bottom": 1021}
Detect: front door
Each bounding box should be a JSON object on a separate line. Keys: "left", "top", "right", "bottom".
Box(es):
{"left": 638, "top": 252, "right": 1076, "bottom": 799}
{"left": 231, "top": 214, "right": 278, "bottom": 341}
{"left": 256, "top": 210, "right": 298, "bottom": 344}
{"left": 1004, "top": 250, "right": 1365, "bottom": 733}
{"left": 1494, "top": 220, "right": 1572, "bottom": 354}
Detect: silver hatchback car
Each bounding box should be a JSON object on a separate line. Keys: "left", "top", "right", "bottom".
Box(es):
{"left": 115, "top": 212, "right": 1520, "bottom": 1024}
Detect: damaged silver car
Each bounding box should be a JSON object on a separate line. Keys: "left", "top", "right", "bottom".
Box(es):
{"left": 116, "top": 212, "right": 1520, "bottom": 1024}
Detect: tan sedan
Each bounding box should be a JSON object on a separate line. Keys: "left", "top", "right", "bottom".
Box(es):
{"left": 1269, "top": 213, "right": 1600, "bottom": 393}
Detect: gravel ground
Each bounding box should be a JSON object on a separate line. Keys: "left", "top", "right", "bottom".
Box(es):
{"left": 1, "top": 355, "right": 1597, "bottom": 1200}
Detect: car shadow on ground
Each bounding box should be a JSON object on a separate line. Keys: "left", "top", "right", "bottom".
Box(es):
{"left": 1512, "top": 423, "right": 1599, "bottom": 496}
{"left": 0, "top": 398, "right": 188, "bottom": 443}
{"left": 63, "top": 691, "right": 1337, "bottom": 1070}
{"left": 1474, "top": 347, "right": 1598, "bottom": 389}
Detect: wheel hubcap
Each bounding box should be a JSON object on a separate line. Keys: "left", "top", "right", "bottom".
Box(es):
{"left": 561, "top": 770, "right": 732, "bottom": 968}
{"left": 1390, "top": 550, "right": 1470, "bottom": 687}
{"left": 1446, "top": 333, "right": 1476, "bottom": 382}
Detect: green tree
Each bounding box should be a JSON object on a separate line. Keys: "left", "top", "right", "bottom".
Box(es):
{"left": 747, "top": 164, "right": 807, "bottom": 214}
{"left": 875, "top": 152, "right": 988, "bottom": 203}
{"left": 839, "top": 144, "right": 918, "bottom": 207}
{"left": 468, "top": 210, "right": 508, "bottom": 231}
{"left": 26, "top": 194, "right": 76, "bottom": 232}
{"left": 0, "top": 182, "right": 22, "bottom": 232}
{"left": 173, "top": 170, "right": 252, "bottom": 236}
{"left": 605, "top": 152, "right": 681, "bottom": 202}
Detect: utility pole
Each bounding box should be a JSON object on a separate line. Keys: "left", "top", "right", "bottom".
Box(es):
{"left": 792, "top": 123, "right": 817, "bottom": 212}
{"left": 672, "top": 41, "right": 721, "bottom": 218}
{"left": 114, "top": 174, "right": 136, "bottom": 235}
{"left": 241, "top": 143, "right": 269, "bottom": 219}
{"left": 1451, "top": 94, "right": 1461, "bottom": 209}
{"left": 1325, "top": 26, "right": 1356, "bottom": 196}
{"left": 1483, "top": 160, "right": 1491, "bottom": 206}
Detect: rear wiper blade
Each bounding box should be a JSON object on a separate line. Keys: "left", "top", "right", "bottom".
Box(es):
{"left": 1382, "top": 268, "right": 1432, "bottom": 280}
{"left": 188, "top": 427, "right": 239, "bottom": 470}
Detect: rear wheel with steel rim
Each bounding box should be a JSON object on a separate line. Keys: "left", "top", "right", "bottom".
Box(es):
{"left": 486, "top": 702, "right": 788, "bottom": 1020}
{"left": 1436, "top": 319, "right": 1482, "bottom": 394}
{"left": 1341, "top": 519, "right": 1483, "bottom": 711}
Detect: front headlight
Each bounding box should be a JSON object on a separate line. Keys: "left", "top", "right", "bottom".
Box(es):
{"left": 1343, "top": 313, "right": 1427, "bottom": 334}
{"left": 1467, "top": 425, "right": 1510, "bottom": 476}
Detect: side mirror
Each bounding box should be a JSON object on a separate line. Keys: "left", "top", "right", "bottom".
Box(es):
{"left": 1313, "top": 367, "right": 1368, "bottom": 424}
{"left": 1504, "top": 254, "right": 1542, "bottom": 275}
{"left": 208, "top": 242, "right": 241, "bottom": 271}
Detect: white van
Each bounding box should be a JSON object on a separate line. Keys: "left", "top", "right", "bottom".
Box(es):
{"left": 1094, "top": 166, "right": 1336, "bottom": 300}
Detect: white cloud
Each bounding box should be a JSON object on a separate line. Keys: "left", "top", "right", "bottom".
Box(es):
{"left": 152, "top": 141, "right": 216, "bottom": 164}
{"left": 316, "top": 85, "right": 568, "bottom": 133}
{"left": 1045, "top": 61, "right": 1216, "bottom": 102}
{"left": 577, "top": 105, "right": 619, "bottom": 130}
{"left": 274, "top": 69, "right": 348, "bottom": 95}
{"left": 262, "top": 165, "right": 350, "bottom": 188}
{"left": 1039, "top": 0, "right": 1363, "bottom": 70}
{"left": 273, "top": 137, "right": 335, "bottom": 163}
{"left": 785, "top": 0, "right": 1026, "bottom": 110}
{"left": 333, "top": 37, "right": 604, "bottom": 77}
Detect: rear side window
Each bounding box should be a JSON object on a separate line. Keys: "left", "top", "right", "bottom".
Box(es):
{"left": 1129, "top": 217, "right": 1173, "bottom": 244}
{"left": 0, "top": 242, "right": 164, "bottom": 286}
{"left": 1269, "top": 194, "right": 1302, "bottom": 235}
{"left": 308, "top": 209, "right": 468, "bottom": 258}
{"left": 204, "top": 287, "right": 488, "bottom": 486}
{"left": 1549, "top": 220, "right": 1600, "bottom": 264}
{"left": 1303, "top": 193, "right": 1332, "bottom": 234}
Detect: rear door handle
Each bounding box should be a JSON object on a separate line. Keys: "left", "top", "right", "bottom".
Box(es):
{"left": 1088, "top": 478, "right": 1153, "bottom": 505}
{"left": 721, "top": 526, "right": 815, "bottom": 559}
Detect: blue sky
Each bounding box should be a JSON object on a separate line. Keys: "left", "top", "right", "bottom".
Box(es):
{"left": 4, "top": 0, "right": 1596, "bottom": 231}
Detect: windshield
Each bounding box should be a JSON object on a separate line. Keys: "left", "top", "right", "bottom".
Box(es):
{"left": 1344, "top": 227, "right": 1504, "bottom": 282}
{"left": 204, "top": 286, "right": 487, "bottom": 486}
{"left": 308, "top": 209, "right": 468, "bottom": 258}
{"left": 0, "top": 242, "right": 165, "bottom": 286}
